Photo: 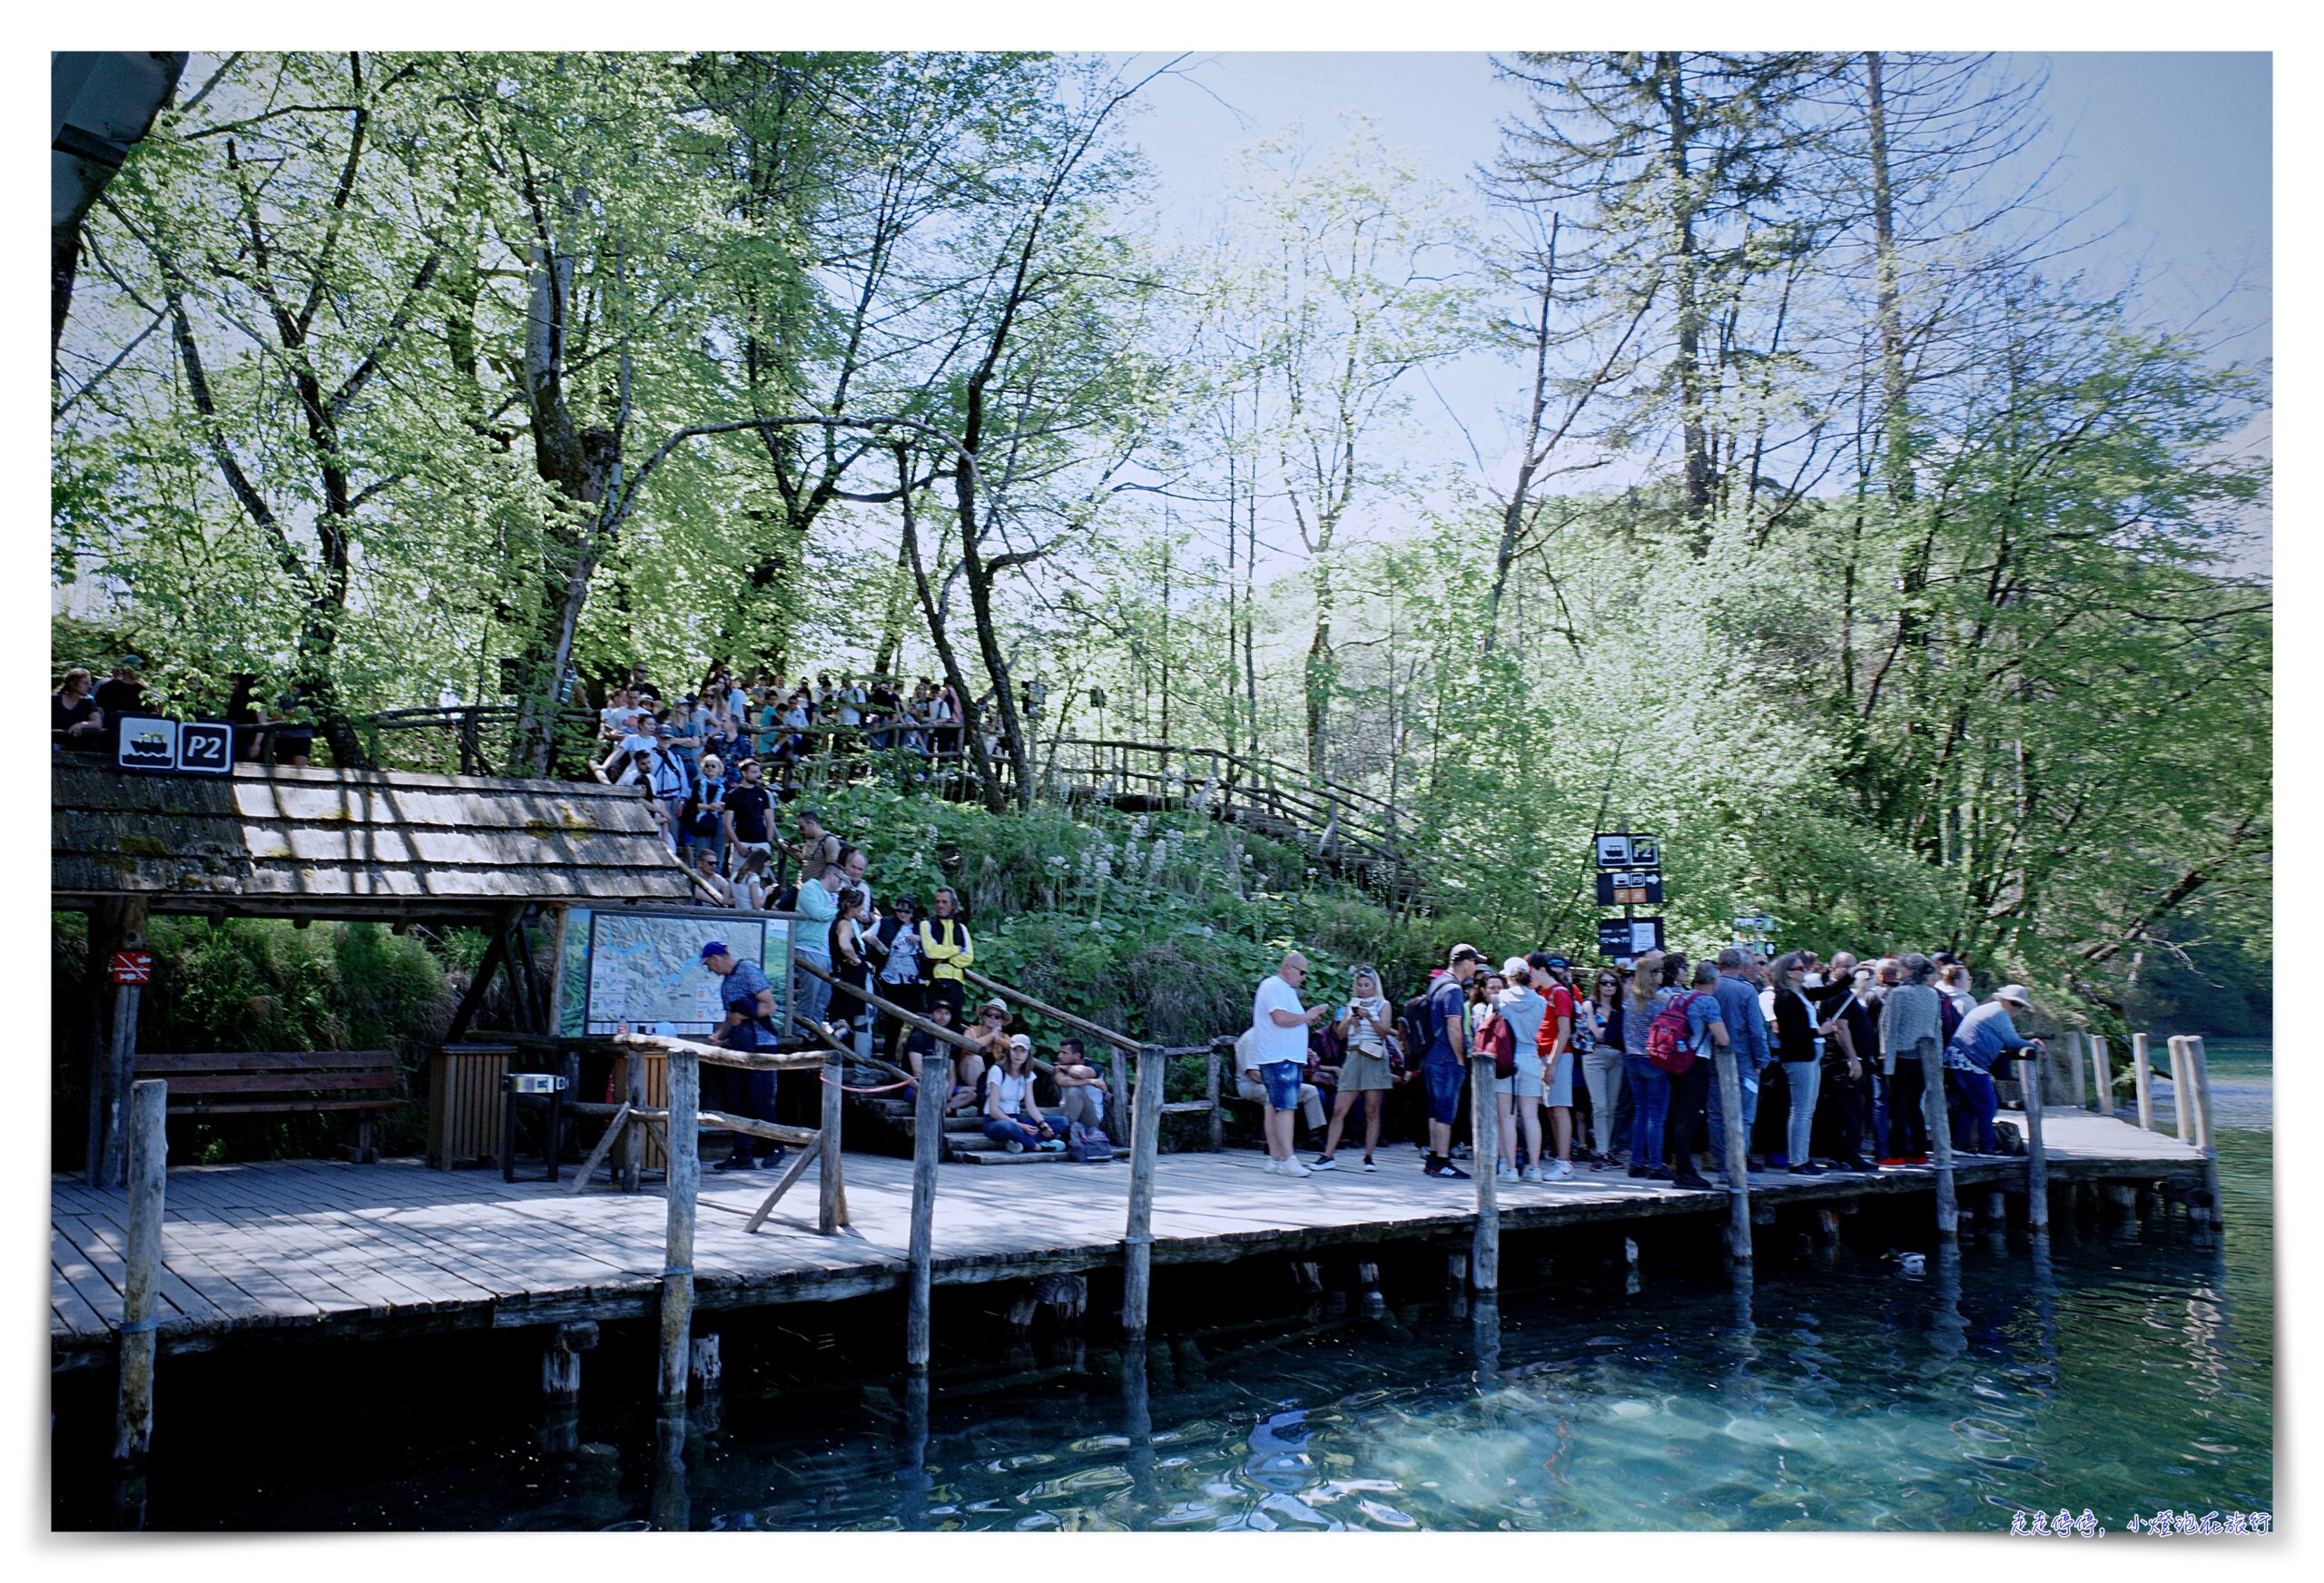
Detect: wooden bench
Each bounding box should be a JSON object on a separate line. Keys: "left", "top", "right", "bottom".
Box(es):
{"left": 130, "top": 1051, "right": 405, "bottom": 1163}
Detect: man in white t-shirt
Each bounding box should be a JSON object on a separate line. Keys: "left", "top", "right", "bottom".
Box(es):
{"left": 1247, "top": 951, "right": 1327, "bottom": 1179}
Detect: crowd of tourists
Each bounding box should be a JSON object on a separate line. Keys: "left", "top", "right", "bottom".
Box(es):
{"left": 1234, "top": 944, "right": 2046, "bottom": 1184}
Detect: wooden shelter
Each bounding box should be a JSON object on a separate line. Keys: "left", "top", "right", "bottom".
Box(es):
{"left": 53, "top": 761, "right": 697, "bottom": 1185}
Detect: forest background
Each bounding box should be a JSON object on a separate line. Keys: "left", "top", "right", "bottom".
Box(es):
{"left": 49, "top": 50, "right": 2271, "bottom": 1047}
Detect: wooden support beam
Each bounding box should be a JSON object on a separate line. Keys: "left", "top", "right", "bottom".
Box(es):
{"left": 2168, "top": 1036, "right": 2191, "bottom": 1142}
{"left": 818, "top": 1047, "right": 845, "bottom": 1234}
{"left": 113, "top": 1078, "right": 167, "bottom": 1468}
{"left": 2090, "top": 1034, "right": 2114, "bottom": 1116}
{"left": 444, "top": 906, "right": 517, "bottom": 1043}
{"left": 1714, "top": 1045, "right": 1753, "bottom": 1263}
{"left": 2132, "top": 1032, "right": 2155, "bottom": 1132}
{"left": 2020, "top": 1048, "right": 2050, "bottom": 1236}
{"left": 1205, "top": 1045, "right": 1225, "bottom": 1153}
{"left": 1922, "top": 1041, "right": 1958, "bottom": 1244}
{"left": 95, "top": 900, "right": 150, "bottom": 1189}
{"left": 2189, "top": 1035, "right": 2222, "bottom": 1231}
{"left": 1120, "top": 1045, "right": 1163, "bottom": 1336}
{"left": 656, "top": 1052, "right": 698, "bottom": 1409}
{"left": 905, "top": 1014, "right": 947, "bottom": 1370}
{"left": 742, "top": 1144, "right": 822, "bottom": 1234}
{"left": 1469, "top": 1055, "right": 1499, "bottom": 1294}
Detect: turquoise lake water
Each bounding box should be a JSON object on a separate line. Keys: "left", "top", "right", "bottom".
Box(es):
{"left": 57, "top": 1042, "right": 2271, "bottom": 1531}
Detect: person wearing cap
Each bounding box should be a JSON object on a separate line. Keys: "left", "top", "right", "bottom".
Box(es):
{"left": 1491, "top": 959, "right": 1549, "bottom": 1183}
{"left": 952, "top": 996, "right": 1012, "bottom": 1110}
{"left": 1529, "top": 952, "right": 1579, "bottom": 1181}
{"left": 1944, "top": 984, "right": 2044, "bottom": 1156}
{"left": 701, "top": 940, "right": 782, "bottom": 1171}
{"left": 1247, "top": 952, "right": 1328, "bottom": 1177}
{"left": 1421, "top": 945, "right": 1484, "bottom": 1178}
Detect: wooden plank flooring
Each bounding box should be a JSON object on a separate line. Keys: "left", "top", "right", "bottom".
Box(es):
{"left": 51, "top": 1110, "right": 2203, "bottom": 1365}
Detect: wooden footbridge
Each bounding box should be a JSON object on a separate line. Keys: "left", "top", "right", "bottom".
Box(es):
{"left": 50, "top": 755, "right": 2231, "bottom": 1475}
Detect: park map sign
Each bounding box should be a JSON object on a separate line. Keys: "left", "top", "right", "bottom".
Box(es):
{"left": 556, "top": 906, "right": 793, "bottom": 1038}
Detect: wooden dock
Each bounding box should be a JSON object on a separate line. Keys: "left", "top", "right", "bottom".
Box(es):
{"left": 51, "top": 1111, "right": 2205, "bottom": 1372}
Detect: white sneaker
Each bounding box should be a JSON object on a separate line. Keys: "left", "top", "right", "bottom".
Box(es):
{"left": 1521, "top": 1165, "right": 1546, "bottom": 1184}
{"left": 1496, "top": 1165, "right": 1520, "bottom": 1184}
{"left": 1278, "top": 1157, "right": 1313, "bottom": 1178}
{"left": 1260, "top": 1156, "right": 1281, "bottom": 1175}
{"left": 1547, "top": 1158, "right": 1574, "bottom": 1182}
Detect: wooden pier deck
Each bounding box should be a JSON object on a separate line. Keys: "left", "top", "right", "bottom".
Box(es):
{"left": 51, "top": 1113, "right": 2204, "bottom": 1371}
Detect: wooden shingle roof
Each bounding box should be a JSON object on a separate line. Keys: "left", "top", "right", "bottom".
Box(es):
{"left": 52, "top": 763, "right": 696, "bottom": 920}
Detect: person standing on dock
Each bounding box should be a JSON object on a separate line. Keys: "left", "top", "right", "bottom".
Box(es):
{"left": 1878, "top": 954, "right": 1943, "bottom": 1163}
{"left": 1708, "top": 948, "right": 1771, "bottom": 1175}
{"left": 1250, "top": 952, "right": 1329, "bottom": 1177}
{"left": 1492, "top": 959, "right": 1550, "bottom": 1182}
{"left": 1422, "top": 946, "right": 1484, "bottom": 1179}
{"left": 1530, "top": 954, "right": 1579, "bottom": 1180}
{"left": 702, "top": 939, "right": 782, "bottom": 1172}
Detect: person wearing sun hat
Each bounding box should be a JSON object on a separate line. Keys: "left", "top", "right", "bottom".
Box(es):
{"left": 1943, "top": 982, "right": 2045, "bottom": 1156}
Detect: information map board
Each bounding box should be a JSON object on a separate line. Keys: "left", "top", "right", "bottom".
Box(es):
{"left": 556, "top": 906, "right": 793, "bottom": 1038}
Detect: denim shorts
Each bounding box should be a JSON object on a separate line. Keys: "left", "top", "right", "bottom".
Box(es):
{"left": 1259, "top": 1059, "right": 1305, "bottom": 1111}
{"left": 1423, "top": 1057, "right": 1464, "bottom": 1125}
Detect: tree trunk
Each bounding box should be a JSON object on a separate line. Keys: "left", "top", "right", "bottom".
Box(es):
{"left": 1659, "top": 53, "right": 1714, "bottom": 532}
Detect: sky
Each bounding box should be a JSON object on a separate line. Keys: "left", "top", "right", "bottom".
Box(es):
{"left": 1109, "top": 51, "right": 2273, "bottom": 575}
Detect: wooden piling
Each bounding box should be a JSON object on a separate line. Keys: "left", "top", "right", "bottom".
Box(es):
{"left": 2168, "top": 1036, "right": 2191, "bottom": 1142}
{"left": 1921, "top": 1041, "right": 1958, "bottom": 1244}
{"left": 1713, "top": 1046, "right": 1752, "bottom": 1263}
{"left": 905, "top": 1021, "right": 946, "bottom": 1371}
{"left": 2021, "top": 1047, "right": 2050, "bottom": 1234}
{"left": 1120, "top": 1044, "right": 1162, "bottom": 1336}
{"left": 112, "top": 1077, "right": 166, "bottom": 1467}
{"left": 1469, "top": 1054, "right": 1499, "bottom": 1293}
{"left": 656, "top": 1050, "right": 699, "bottom": 1407}
{"left": 2066, "top": 1032, "right": 2088, "bottom": 1111}
{"left": 1108, "top": 1048, "right": 1131, "bottom": 1147}
{"left": 2189, "top": 1035, "right": 2222, "bottom": 1230}
{"left": 2090, "top": 1034, "right": 2114, "bottom": 1116}
{"left": 818, "top": 1044, "right": 845, "bottom": 1234}
{"left": 2132, "top": 1032, "right": 2155, "bottom": 1132}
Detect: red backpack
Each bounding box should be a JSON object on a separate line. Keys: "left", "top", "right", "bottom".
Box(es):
{"left": 1472, "top": 1011, "right": 1516, "bottom": 1078}
{"left": 1646, "top": 991, "right": 1707, "bottom": 1075}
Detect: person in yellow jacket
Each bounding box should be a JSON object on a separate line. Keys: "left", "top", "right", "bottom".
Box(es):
{"left": 918, "top": 885, "right": 974, "bottom": 1019}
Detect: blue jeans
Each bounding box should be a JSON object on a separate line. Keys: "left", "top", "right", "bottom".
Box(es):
{"left": 1259, "top": 1059, "right": 1305, "bottom": 1111}
{"left": 793, "top": 952, "right": 832, "bottom": 1037}
{"left": 1949, "top": 1068, "right": 1999, "bottom": 1154}
{"left": 984, "top": 1110, "right": 1058, "bottom": 1149}
{"left": 1422, "top": 1057, "right": 1464, "bottom": 1126}
{"left": 1707, "top": 1056, "right": 1762, "bottom": 1166}
{"left": 1781, "top": 1059, "right": 1822, "bottom": 1166}
{"left": 1623, "top": 1053, "right": 1669, "bottom": 1168}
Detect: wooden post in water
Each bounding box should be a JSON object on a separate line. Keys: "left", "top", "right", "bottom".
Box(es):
{"left": 818, "top": 1044, "right": 845, "bottom": 1234}
{"left": 2020, "top": 1047, "right": 2050, "bottom": 1235}
{"left": 1120, "top": 1044, "right": 1163, "bottom": 1335}
{"left": 1921, "top": 1041, "right": 1958, "bottom": 1244}
{"left": 1713, "top": 1045, "right": 1752, "bottom": 1264}
{"left": 2189, "top": 1035, "right": 2222, "bottom": 1231}
{"left": 2168, "top": 1036, "right": 2191, "bottom": 1142}
{"left": 2132, "top": 1033, "right": 2155, "bottom": 1132}
{"left": 2090, "top": 1034, "right": 2114, "bottom": 1116}
{"left": 112, "top": 1078, "right": 166, "bottom": 1466}
{"left": 905, "top": 1026, "right": 946, "bottom": 1371}
{"left": 1469, "top": 1054, "right": 1499, "bottom": 1294}
{"left": 656, "top": 1049, "right": 699, "bottom": 1407}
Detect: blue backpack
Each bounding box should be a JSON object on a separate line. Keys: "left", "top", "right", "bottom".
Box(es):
{"left": 1068, "top": 1123, "right": 1114, "bottom": 1163}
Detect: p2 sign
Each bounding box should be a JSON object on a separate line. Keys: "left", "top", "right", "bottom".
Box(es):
{"left": 115, "top": 716, "right": 235, "bottom": 777}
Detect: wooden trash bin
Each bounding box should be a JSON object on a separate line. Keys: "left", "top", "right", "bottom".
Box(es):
{"left": 608, "top": 1047, "right": 671, "bottom": 1172}
{"left": 428, "top": 1043, "right": 517, "bottom": 1169}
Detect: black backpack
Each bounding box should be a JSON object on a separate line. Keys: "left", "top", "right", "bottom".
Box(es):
{"left": 1401, "top": 991, "right": 1433, "bottom": 1059}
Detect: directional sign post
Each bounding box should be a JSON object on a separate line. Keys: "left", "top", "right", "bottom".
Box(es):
{"left": 1598, "top": 917, "right": 1665, "bottom": 960}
